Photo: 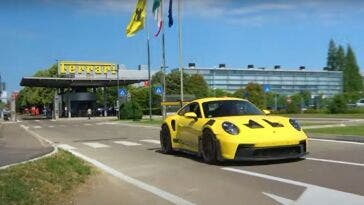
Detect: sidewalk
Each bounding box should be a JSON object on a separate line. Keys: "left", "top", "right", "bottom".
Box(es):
{"left": 0, "top": 122, "right": 53, "bottom": 167}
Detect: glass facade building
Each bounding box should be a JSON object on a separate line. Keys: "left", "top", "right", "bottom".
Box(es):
{"left": 183, "top": 67, "right": 343, "bottom": 97}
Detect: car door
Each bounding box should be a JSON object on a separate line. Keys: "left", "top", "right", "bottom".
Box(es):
{"left": 175, "top": 103, "right": 194, "bottom": 149}
{"left": 183, "top": 103, "right": 206, "bottom": 152}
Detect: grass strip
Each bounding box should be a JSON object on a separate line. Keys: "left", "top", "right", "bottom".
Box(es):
{"left": 0, "top": 150, "right": 93, "bottom": 205}
{"left": 305, "top": 124, "right": 364, "bottom": 136}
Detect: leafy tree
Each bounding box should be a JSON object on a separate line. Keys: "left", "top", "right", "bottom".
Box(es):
{"left": 326, "top": 39, "right": 338, "bottom": 71}
{"left": 328, "top": 94, "right": 348, "bottom": 114}
{"left": 185, "top": 74, "right": 209, "bottom": 98}
{"left": 207, "top": 88, "right": 230, "bottom": 97}
{"left": 343, "top": 45, "right": 363, "bottom": 92}
{"left": 233, "top": 83, "right": 266, "bottom": 109}
{"left": 299, "top": 90, "right": 311, "bottom": 107}
{"left": 119, "top": 100, "right": 143, "bottom": 120}
{"left": 286, "top": 94, "right": 302, "bottom": 113}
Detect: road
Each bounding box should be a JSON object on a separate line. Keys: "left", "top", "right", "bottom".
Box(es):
{"left": 0, "top": 121, "right": 53, "bottom": 167}
{"left": 18, "top": 119, "right": 364, "bottom": 205}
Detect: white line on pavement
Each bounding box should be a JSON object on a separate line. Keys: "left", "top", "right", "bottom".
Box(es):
{"left": 35, "top": 120, "right": 40, "bottom": 122}
{"left": 140, "top": 139, "right": 160, "bottom": 144}
{"left": 117, "top": 122, "right": 160, "bottom": 130}
{"left": 58, "top": 144, "right": 77, "bottom": 150}
{"left": 48, "top": 125, "right": 54, "bottom": 128}
{"left": 309, "top": 138, "right": 364, "bottom": 145}
{"left": 61, "top": 145, "right": 194, "bottom": 205}
{"left": 83, "top": 142, "right": 109, "bottom": 148}
{"left": 222, "top": 167, "right": 364, "bottom": 204}
{"left": 306, "top": 157, "right": 364, "bottom": 167}
{"left": 84, "top": 123, "right": 92, "bottom": 126}
{"left": 114, "top": 141, "right": 142, "bottom": 146}
{"left": 33, "top": 125, "right": 42, "bottom": 129}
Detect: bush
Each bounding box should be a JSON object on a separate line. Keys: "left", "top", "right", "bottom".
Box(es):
{"left": 328, "top": 95, "right": 348, "bottom": 114}
{"left": 119, "top": 101, "right": 143, "bottom": 120}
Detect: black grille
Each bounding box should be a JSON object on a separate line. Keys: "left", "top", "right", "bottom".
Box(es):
{"left": 235, "top": 144, "right": 304, "bottom": 160}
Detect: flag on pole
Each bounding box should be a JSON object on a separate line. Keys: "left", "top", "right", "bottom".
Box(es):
{"left": 152, "top": 0, "right": 163, "bottom": 37}
{"left": 126, "top": 0, "right": 147, "bottom": 37}
{"left": 168, "top": 0, "right": 173, "bottom": 27}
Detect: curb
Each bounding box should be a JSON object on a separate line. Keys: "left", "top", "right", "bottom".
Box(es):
{"left": 309, "top": 135, "right": 364, "bottom": 143}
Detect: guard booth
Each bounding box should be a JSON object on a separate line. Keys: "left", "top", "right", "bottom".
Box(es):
{"left": 20, "top": 61, "right": 148, "bottom": 119}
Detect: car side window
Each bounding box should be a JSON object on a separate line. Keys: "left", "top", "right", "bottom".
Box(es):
{"left": 178, "top": 103, "right": 202, "bottom": 118}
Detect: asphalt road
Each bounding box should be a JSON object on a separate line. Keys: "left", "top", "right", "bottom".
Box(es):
{"left": 0, "top": 121, "right": 53, "bottom": 167}
{"left": 18, "top": 119, "right": 364, "bottom": 205}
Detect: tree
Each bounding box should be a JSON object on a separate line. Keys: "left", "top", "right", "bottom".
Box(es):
{"left": 336, "top": 45, "right": 346, "bottom": 71}
{"left": 233, "top": 83, "right": 266, "bottom": 109}
{"left": 286, "top": 94, "right": 302, "bottom": 113}
{"left": 326, "top": 39, "right": 338, "bottom": 71}
{"left": 185, "top": 74, "right": 209, "bottom": 98}
{"left": 328, "top": 94, "right": 348, "bottom": 114}
{"left": 207, "top": 88, "right": 230, "bottom": 97}
{"left": 343, "top": 45, "right": 363, "bottom": 92}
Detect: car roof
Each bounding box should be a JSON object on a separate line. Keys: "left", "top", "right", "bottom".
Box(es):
{"left": 192, "top": 97, "right": 248, "bottom": 104}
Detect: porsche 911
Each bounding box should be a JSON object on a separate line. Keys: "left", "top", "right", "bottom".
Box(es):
{"left": 160, "top": 97, "right": 308, "bottom": 163}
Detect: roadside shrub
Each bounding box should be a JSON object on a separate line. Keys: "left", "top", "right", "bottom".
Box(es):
{"left": 119, "top": 101, "right": 143, "bottom": 120}
{"left": 328, "top": 95, "right": 348, "bottom": 114}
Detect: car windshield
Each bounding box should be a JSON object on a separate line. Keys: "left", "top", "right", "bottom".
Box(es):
{"left": 202, "top": 100, "right": 263, "bottom": 117}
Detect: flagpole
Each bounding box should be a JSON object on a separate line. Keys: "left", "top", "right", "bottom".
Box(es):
{"left": 146, "top": 1, "right": 152, "bottom": 121}
{"left": 161, "top": 0, "right": 167, "bottom": 119}
{"left": 178, "top": 0, "right": 184, "bottom": 104}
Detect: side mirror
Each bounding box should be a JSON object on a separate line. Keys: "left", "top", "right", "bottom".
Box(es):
{"left": 184, "top": 112, "right": 198, "bottom": 120}
{"left": 263, "top": 109, "right": 271, "bottom": 115}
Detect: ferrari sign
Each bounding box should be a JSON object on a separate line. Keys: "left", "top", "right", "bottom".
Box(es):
{"left": 58, "top": 61, "right": 117, "bottom": 79}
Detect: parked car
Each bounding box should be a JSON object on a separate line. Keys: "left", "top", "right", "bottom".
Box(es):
{"left": 356, "top": 98, "right": 364, "bottom": 107}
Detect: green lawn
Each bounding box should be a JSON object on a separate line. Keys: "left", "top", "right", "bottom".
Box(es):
{"left": 305, "top": 124, "right": 364, "bottom": 136}
{"left": 0, "top": 150, "right": 94, "bottom": 205}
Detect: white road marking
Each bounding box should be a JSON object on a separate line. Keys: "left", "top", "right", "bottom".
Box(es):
{"left": 222, "top": 167, "right": 364, "bottom": 204}
{"left": 114, "top": 141, "right": 141, "bottom": 146}
{"left": 84, "top": 123, "right": 92, "bottom": 126}
{"left": 58, "top": 144, "right": 77, "bottom": 150}
{"left": 306, "top": 157, "right": 364, "bottom": 167}
{"left": 117, "top": 122, "right": 160, "bottom": 130}
{"left": 303, "top": 123, "right": 346, "bottom": 129}
{"left": 48, "top": 125, "right": 54, "bottom": 128}
{"left": 35, "top": 120, "right": 40, "bottom": 122}
{"left": 309, "top": 138, "right": 364, "bottom": 145}
{"left": 96, "top": 122, "right": 119, "bottom": 125}
{"left": 61, "top": 145, "right": 194, "bottom": 205}
{"left": 83, "top": 142, "right": 109, "bottom": 148}
{"left": 140, "top": 139, "right": 160, "bottom": 144}
{"left": 33, "top": 125, "right": 42, "bottom": 129}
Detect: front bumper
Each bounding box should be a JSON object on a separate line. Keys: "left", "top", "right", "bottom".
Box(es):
{"left": 233, "top": 142, "right": 307, "bottom": 161}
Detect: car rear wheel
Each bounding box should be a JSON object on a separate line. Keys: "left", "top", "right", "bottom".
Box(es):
{"left": 160, "top": 124, "right": 173, "bottom": 154}
{"left": 202, "top": 129, "right": 218, "bottom": 164}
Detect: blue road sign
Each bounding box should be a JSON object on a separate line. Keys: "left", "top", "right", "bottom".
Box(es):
{"left": 118, "top": 88, "right": 127, "bottom": 97}
{"left": 154, "top": 86, "right": 163, "bottom": 95}
{"left": 263, "top": 84, "right": 270, "bottom": 93}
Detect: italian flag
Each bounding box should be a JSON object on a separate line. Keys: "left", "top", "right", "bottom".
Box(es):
{"left": 153, "top": 0, "right": 163, "bottom": 37}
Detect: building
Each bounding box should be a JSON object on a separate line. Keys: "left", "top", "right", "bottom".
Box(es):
{"left": 182, "top": 64, "right": 343, "bottom": 97}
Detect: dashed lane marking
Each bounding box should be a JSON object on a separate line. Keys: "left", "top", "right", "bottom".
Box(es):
{"left": 222, "top": 167, "right": 364, "bottom": 204}
{"left": 306, "top": 157, "right": 364, "bottom": 168}
{"left": 140, "top": 139, "right": 160, "bottom": 144}
{"left": 309, "top": 138, "right": 364, "bottom": 145}
{"left": 84, "top": 123, "right": 92, "bottom": 126}
{"left": 48, "top": 125, "right": 54, "bottom": 128}
{"left": 114, "top": 141, "right": 142, "bottom": 146}
{"left": 33, "top": 126, "right": 42, "bottom": 129}
{"left": 83, "top": 142, "right": 109, "bottom": 148}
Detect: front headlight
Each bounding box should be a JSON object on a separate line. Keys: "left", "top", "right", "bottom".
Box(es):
{"left": 289, "top": 119, "right": 301, "bottom": 131}
{"left": 222, "top": 122, "right": 239, "bottom": 135}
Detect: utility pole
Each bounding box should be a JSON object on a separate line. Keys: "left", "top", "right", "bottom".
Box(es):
{"left": 178, "top": 0, "right": 184, "bottom": 105}
{"left": 117, "top": 64, "right": 120, "bottom": 120}
{"left": 161, "top": 0, "right": 167, "bottom": 119}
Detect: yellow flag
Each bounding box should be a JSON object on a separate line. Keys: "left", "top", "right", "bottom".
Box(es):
{"left": 126, "top": 0, "right": 147, "bottom": 37}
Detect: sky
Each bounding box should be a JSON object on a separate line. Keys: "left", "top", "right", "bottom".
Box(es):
{"left": 1, "top": 0, "right": 364, "bottom": 92}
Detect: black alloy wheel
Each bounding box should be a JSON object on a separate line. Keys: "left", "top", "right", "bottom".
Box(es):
{"left": 202, "top": 129, "right": 218, "bottom": 164}
{"left": 160, "top": 124, "right": 173, "bottom": 154}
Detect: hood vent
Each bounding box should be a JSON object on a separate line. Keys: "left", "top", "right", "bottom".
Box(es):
{"left": 244, "top": 120, "right": 264, "bottom": 128}
{"left": 263, "top": 119, "right": 283, "bottom": 127}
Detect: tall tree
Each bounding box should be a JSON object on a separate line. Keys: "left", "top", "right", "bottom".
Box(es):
{"left": 326, "top": 39, "right": 338, "bottom": 71}
{"left": 343, "top": 45, "right": 363, "bottom": 92}
{"left": 233, "top": 83, "right": 266, "bottom": 109}
{"left": 336, "top": 45, "right": 346, "bottom": 71}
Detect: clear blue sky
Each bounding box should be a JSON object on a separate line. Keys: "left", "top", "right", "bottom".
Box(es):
{"left": 1, "top": 0, "right": 364, "bottom": 92}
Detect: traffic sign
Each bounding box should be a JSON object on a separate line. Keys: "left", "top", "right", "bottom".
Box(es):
{"left": 263, "top": 84, "right": 270, "bottom": 93}
{"left": 154, "top": 86, "right": 163, "bottom": 95}
{"left": 118, "top": 88, "right": 127, "bottom": 97}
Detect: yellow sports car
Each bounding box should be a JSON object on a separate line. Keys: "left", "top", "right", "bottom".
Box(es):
{"left": 160, "top": 97, "right": 307, "bottom": 163}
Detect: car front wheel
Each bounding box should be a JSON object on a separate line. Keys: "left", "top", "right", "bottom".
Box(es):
{"left": 160, "top": 124, "right": 173, "bottom": 154}
{"left": 201, "top": 129, "right": 218, "bottom": 164}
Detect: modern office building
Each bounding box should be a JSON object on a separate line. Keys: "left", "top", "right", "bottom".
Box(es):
{"left": 182, "top": 64, "right": 343, "bottom": 97}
